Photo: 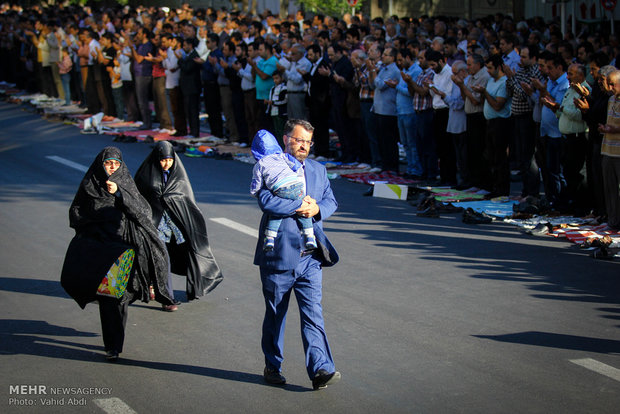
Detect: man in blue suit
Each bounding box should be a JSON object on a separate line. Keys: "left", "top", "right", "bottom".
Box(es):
{"left": 253, "top": 119, "right": 341, "bottom": 390}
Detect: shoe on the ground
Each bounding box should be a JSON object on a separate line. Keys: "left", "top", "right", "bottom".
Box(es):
{"left": 105, "top": 350, "right": 119, "bottom": 362}
{"left": 264, "top": 236, "right": 275, "bottom": 251}
{"left": 417, "top": 195, "right": 436, "bottom": 211}
{"left": 526, "top": 222, "right": 552, "bottom": 236}
{"left": 305, "top": 235, "right": 318, "bottom": 249}
{"left": 592, "top": 247, "right": 614, "bottom": 260}
{"left": 436, "top": 201, "right": 463, "bottom": 213}
{"left": 162, "top": 304, "right": 178, "bottom": 312}
{"left": 312, "top": 369, "right": 341, "bottom": 390}
{"left": 462, "top": 208, "right": 492, "bottom": 224}
{"left": 416, "top": 206, "right": 440, "bottom": 218}
{"left": 263, "top": 367, "right": 286, "bottom": 385}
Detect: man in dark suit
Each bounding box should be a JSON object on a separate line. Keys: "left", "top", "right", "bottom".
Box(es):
{"left": 326, "top": 44, "right": 356, "bottom": 162}
{"left": 253, "top": 119, "right": 341, "bottom": 390}
{"left": 179, "top": 37, "right": 202, "bottom": 138}
{"left": 302, "top": 44, "right": 331, "bottom": 158}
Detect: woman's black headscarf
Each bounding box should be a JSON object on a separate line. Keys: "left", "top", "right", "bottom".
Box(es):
{"left": 61, "top": 147, "right": 175, "bottom": 308}
{"left": 135, "top": 141, "right": 223, "bottom": 299}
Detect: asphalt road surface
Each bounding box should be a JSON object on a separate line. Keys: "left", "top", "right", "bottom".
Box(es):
{"left": 1, "top": 102, "right": 619, "bottom": 414}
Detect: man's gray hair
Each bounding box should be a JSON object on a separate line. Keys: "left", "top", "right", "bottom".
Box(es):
{"left": 284, "top": 119, "right": 315, "bottom": 135}
{"left": 452, "top": 60, "right": 467, "bottom": 72}
{"left": 432, "top": 36, "right": 444, "bottom": 46}
{"left": 600, "top": 65, "right": 617, "bottom": 78}
{"left": 292, "top": 43, "right": 305, "bottom": 55}
{"left": 353, "top": 49, "right": 368, "bottom": 60}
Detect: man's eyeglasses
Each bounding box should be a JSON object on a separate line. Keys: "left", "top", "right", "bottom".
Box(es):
{"left": 287, "top": 136, "right": 314, "bottom": 147}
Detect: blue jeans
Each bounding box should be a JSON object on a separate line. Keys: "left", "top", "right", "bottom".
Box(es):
{"left": 398, "top": 113, "right": 421, "bottom": 175}
{"left": 60, "top": 73, "right": 71, "bottom": 105}
{"left": 416, "top": 109, "right": 438, "bottom": 179}
{"left": 265, "top": 182, "right": 312, "bottom": 237}
{"left": 111, "top": 87, "right": 124, "bottom": 120}
{"left": 546, "top": 136, "right": 565, "bottom": 205}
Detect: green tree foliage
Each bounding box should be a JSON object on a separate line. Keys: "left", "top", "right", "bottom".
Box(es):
{"left": 298, "top": 0, "right": 363, "bottom": 16}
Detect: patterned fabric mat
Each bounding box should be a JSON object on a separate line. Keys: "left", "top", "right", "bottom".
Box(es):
{"left": 105, "top": 130, "right": 213, "bottom": 141}
{"left": 428, "top": 187, "right": 489, "bottom": 202}
{"left": 452, "top": 198, "right": 519, "bottom": 217}
{"left": 43, "top": 105, "right": 88, "bottom": 115}
{"left": 503, "top": 216, "right": 620, "bottom": 243}
{"left": 324, "top": 162, "right": 371, "bottom": 175}
{"left": 340, "top": 171, "right": 421, "bottom": 185}
{"left": 551, "top": 223, "right": 620, "bottom": 244}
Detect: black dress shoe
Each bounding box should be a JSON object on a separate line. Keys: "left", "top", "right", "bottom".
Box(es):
{"left": 312, "top": 369, "right": 341, "bottom": 390}
{"left": 263, "top": 367, "right": 286, "bottom": 385}
{"left": 462, "top": 208, "right": 492, "bottom": 224}
{"left": 105, "top": 350, "right": 119, "bottom": 362}
{"left": 416, "top": 206, "right": 440, "bottom": 218}
{"left": 436, "top": 202, "right": 464, "bottom": 213}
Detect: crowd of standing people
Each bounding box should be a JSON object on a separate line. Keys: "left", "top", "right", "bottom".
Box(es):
{"left": 1, "top": 3, "right": 619, "bottom": 226}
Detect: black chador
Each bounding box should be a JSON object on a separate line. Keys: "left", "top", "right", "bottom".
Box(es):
{"left": 135, "top": 141, "right": 223, "bottom": 300}
{"left": 61, "top": 146, "right": 175, "bottom": 308}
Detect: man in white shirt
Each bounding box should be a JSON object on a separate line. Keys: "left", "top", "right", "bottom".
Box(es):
{"left": 237, "top": 41, "right": 261, "bottom": 139}
{"left": 427, "top": 50, "right": 457, "bottom": 185}
{"left": 119, "top": 39, "right": 139, "bottom": 122}
{"left": 161, "top": 34, "right": 186, "bottom": 136}
{"left": 281, "top": 43, "right": 311, "bottom": 120}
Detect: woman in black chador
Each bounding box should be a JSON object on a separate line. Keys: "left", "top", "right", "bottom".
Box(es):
{"left": 61, "top": 147, "right": 175, "bottom": 361}
{"left": 134, "top": 141, "right": 223, "bottom": 301}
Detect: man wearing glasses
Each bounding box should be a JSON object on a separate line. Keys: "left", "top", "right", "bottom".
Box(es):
{"left": 253, "top": 119, "right": 341, "bottom": 390}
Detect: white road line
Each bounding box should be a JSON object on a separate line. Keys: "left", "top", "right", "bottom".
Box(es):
{"left": 93, "top": 398, "right": 137, "bottom": 414}
{"left": 570, "top": 358, "right": 620, "bottom": 382}
{"left": 210, "top": 217, "right": 258, "bottom": 238}
{"left": 46, "top": 155, "right": 88, "bottom": 173}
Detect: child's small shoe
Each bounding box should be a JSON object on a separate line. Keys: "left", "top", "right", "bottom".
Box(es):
{"left": 305, "top": 235, "right": 317, "bottom": 250}
{"left": 264, "top": 236, "right": 275, "bottom": 251}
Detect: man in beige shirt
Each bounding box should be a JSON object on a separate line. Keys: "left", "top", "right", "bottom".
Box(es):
{"left": 597, "top": 70, "right": 620, "bottom": 229}
{"left": 453, "top": 53, "right": 491, "bottom": 190}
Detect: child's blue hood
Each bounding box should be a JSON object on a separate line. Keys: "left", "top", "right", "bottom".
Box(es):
{"left": 251, "top": 129, "right": 302, "bottom": 172}
{"left": 251, "top": 129, "right": 282, "bottom": 160}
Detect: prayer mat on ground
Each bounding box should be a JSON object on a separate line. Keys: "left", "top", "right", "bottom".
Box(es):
{"left": 100, "top": 121, "right": 143, "bottom": 128}
{"left": 43, "top": 105, "right": 88, "bottom": 115}
{"left": 452, "top": 199, "right": 519, "bottom": 217}
{"left": 504, "top": 216, "right": 598, "bottom": 231}
{"left": 105, "top": 130, "right": 213, "bottom": 141}
{"left": 551, "top": 223, "right": 620, "bottom": 244}
{"left": 340, "top": 171, "right": 421, "bottom": 185}
{"left": 324, "top": 162, "right": 371, "bottom": 175}
{"left": 427, "top": 187, "right": 488, "bottom": 202}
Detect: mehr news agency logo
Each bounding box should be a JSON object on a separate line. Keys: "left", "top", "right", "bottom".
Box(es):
{"left": 8, "top": 384, "right": 112, "bottom": 406}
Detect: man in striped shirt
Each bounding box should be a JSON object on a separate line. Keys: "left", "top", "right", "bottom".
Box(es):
{"left": 404, "top": 49, "right": 437, "bottom": 182}
{"left": 505, "top": 45, "right": 545, "bottom": 197}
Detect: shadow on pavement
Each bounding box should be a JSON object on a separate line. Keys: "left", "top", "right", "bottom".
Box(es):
{"left": 474, "top": 331, "right": 620, "bottom": 354}
{"left": 0, "top": 277, "right": 69, "bottom": 299}
{"left": 0, "top": 319, "right": 310, "bottom": 392}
